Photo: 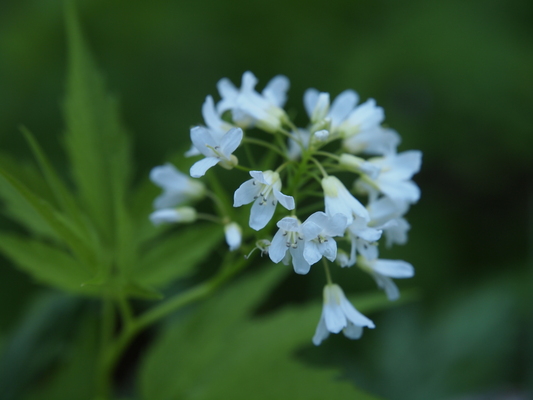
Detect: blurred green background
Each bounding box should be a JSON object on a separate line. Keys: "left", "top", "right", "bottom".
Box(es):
{"left": 0, "top": 0, "right": 532, "bottom": 399}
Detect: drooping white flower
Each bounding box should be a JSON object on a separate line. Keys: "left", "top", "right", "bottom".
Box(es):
{"left": 224, "top": 222, "right": 242, "bottom": 251}
{"left": 189, "top": 126, "right": 242, "bottom": 178}
{"left": 313, "top": 283, "right": 375, "bottom": 345}
{"left": 269, "top": 217, "right": 309, "bottom": 274}
{"left": 358, "top": 255, "right": 414, "bottom": 301}
{"left": 149, "top": 206, "right": 197, "bottom": 226}
{"left": 233, "top": 170, "right": 295, "bottom": 231}
{"left": 355, "top": 150, "right": 422, "bottom": 206}
{"left": 216, "top": 71, "right": 289, "bottom": 133}
{"left": 150, "top": 163, "right": 206, "bottom": 209}
{"left": 301, "top": 212, "right": 347, "bottom": 266}
{"left": 322, "top": 175, "right": 369, "bottom": 225}
{"left": 185, "top": 96, "right": 235, "bottom": 157}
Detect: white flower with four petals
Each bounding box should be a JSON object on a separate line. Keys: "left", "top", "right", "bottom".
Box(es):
{"left": 233, "top": 170, "right": 295, "bottom": 231}
{"left": 189, "top": 126, "right": 243, "bottom": 178}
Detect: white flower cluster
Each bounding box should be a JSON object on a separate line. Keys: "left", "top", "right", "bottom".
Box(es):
{"left": 150, "top": 71, "right": 422, "bottom": 345}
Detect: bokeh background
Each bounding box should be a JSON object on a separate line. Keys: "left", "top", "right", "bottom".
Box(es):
{"left": 0, "top": 0, "right": 532, "bottom": 399}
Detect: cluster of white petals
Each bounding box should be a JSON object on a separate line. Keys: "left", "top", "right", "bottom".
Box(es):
{"left": 150, "top": 71, "right": 422, "bottom": 345}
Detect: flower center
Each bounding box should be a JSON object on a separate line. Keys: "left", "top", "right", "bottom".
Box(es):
{"left": 283, "top": 230, "right": 303, "bottom": 248}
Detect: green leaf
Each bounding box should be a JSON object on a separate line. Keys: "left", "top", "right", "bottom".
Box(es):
{"left": 0, "top": 153, "right": 59, "bottom": 239}
{"left": 0, "top": 293, "right": 82, "bottom": 400}
{"left": 22, "top": 315, "right": 99, "bottom": 400}
{"left": 63, "top": 1, "right": 132, "bottom": 245}
{"left": 139, "top": 266, "right": 387, "bottom": 400}
{"left": 20, "top": 126, "right": 87, "bottom": 232}
{"left": 0, "top": 233, "right": 98, "bottom": 295}
{"left": 139, "top": 265, "right": 288, "bottom": 400}
{"left": 0, "top": 167, "right": 98, "bottom": 271}
{"left": 132, "top": 224, "right": 224, "bottom": 288}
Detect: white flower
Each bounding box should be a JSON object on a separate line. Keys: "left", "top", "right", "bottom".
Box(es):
{"left": 343, "top": 126, "right": 401, "bottom": 156}
{"left": 150, "top": 163, "right": 205, "bottom": 209}
{"left": 313, "top": 283, "right": 375, "bottom": 345}
{"left": 224, "top": 222, "right": 242, "bottom": 251}
{"left": 301, "top": 212, "right": 347, "bottom": 266}
{"left": 149, "top": 206, "right": 197, "bottom": 226}
{"left": 322, "top": 175, "right": 369, "bottom": 225}
{"left": 233, "top": 170, "right": 295, "bottom": 231}
{"left": 216, "top": 71, "right": 289, "bottom": 133}
{"left": 355, "top": 150, "right": 422, "bottom": 205}
{"left": 344, "top": 217, "right": 383, "bottom": 266}
{"left": 367, "top": 196, "right": 411, "bottom": 248}
{"left": 338, "top": 98, "right": 384, "bottom": 139}
{"left": 304, "top": 89, "right": 359, "bottom": 135}
{"left": 269, "top": 217, "right": 310, "bottom": 275}
{"left": 358, "top": 255, "right": 414, "bottom": 301}
{"left": 189, "top": 126, "right": 242, "bottom": 178}
{"left": 185, "top": 96, "right": 234, "bottom": 157}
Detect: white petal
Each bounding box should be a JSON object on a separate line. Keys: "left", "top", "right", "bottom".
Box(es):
{"left": 190, "top": 157, "right": 219, "bottom": 178}
{"left": 190, "top": 126, "right": 217, "bottom": 156}
{"left": 324, "top": 302, "right": 346, "bottom": 334}
{"left": 373, "top": 273, "right": 400, "bottom": 301}
{"left": 217, "top": 78, "right": 238, "bottom": 102}
{"left": 276, "top": 216, "right": 300, "bottom": 232}
{"left": 291, "top": 245, "right": 310, "bottom": 274}
{"left": 262, "top": 75, "right": 290, "bottom": 107}
{"left": 303, "top": 241, "right": 322, "bottom": 265}
{"left": 273, "top": 190, "right": 295, "bottom": 210}
{"left": 249, "top": 198, "right": 276, "bottom": 231}
{"left": 342, "top": 322, "right": 364, "bottom": 340}
{"left": 372, "top": 259, "right": 414, "bottom": 278}
{"left": 321, "top": 240, "right": 337, "bottom": 262}
{"left": 303, "top": 88, "right": 319, "bottom": 118}
{"left": 220, "top": 127, "right": 243, "bottom": 155}
{"left": 325, "top": 213, "right": 348, "bottom": 237}
{"left": 302, "top": 220, "right": 322, "bottom": 240}
{"left": 269, "top": 229, "right": 288, "bottom": 263}
{"left": 329, "top": 90, "right": 358, "bottom": 127}
{"left": 304, "top": 211, "right": 329, "bottom": 229}
{"left": 340, "top": 297, "right": 375, "bottom": 328}
{"left": 202, "top": 95, "right": 232, "bottom": 133}
{"left": 378, "top": 179, "right": 421, "bottom": 205}
{"left": 153, "top": 191, "right": 184, "bottom": 210}
{"left": 224, "top": 222, "right": 242, "bottom": 251}
{"left": 249, "top": 170, "right": 267, "bottom": 184}
{"left": 150, "top": 164, "right": 187, "bottom": 188}
{"left": 312, "top": 313, "right": 330, "bottom": 346}
{"left": 233, "top": 179, "right": 260, "bottom": 207}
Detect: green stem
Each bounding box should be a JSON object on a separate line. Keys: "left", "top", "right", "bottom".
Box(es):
{"left": 98, "top": 253, "right": 251, "bottom": 396}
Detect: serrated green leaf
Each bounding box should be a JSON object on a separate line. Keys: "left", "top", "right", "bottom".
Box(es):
{"left": 0, "top": 153, "right": 59, "bottom": 239}
{"left": 139, "top": 267, "right": 404, "bottom": 400}
{"left": 0, "top": 167, "right": 98, "bottom": 271}
{"left": 133, "top": 224, "right": 224, "bottom": 288}
{"left": 0, "top": 233, "right": 98, "bottom": 295}
{"left": 63, "top": 1, "right": 132, "bottom": 245}
{"left": 20, "top": 126, "right": 87, "bottom": 231}
{"left": 140, "top": 265, "right": 289, "bottom": 400}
